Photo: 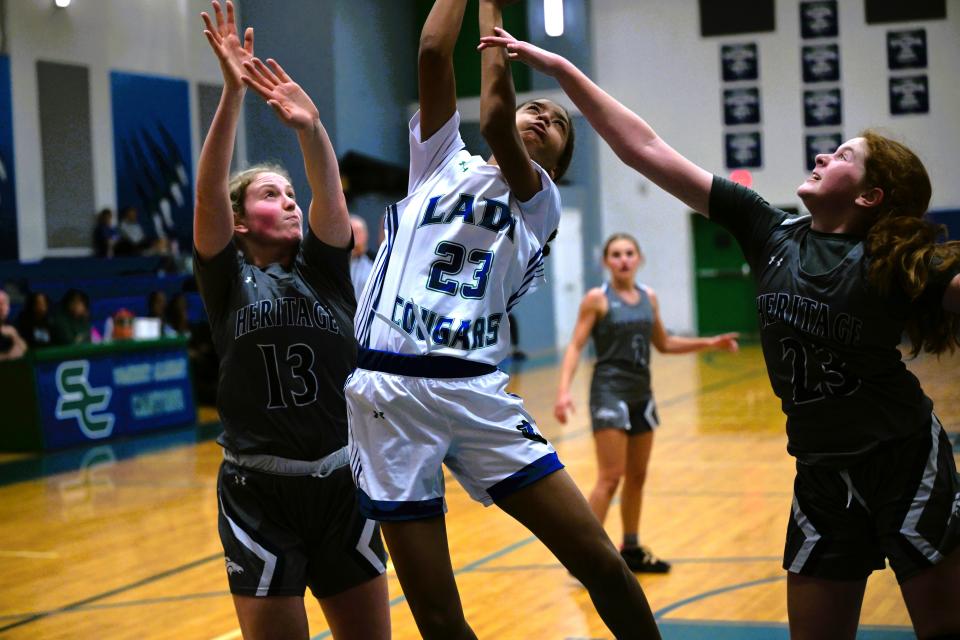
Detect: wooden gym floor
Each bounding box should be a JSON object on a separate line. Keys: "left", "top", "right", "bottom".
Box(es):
{"left": 0, "top": 344, "right": 956, "bottom": 639}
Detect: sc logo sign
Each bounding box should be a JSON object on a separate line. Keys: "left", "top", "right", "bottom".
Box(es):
{"left": 55, "top": 360, "right": 115, "bottom": 439}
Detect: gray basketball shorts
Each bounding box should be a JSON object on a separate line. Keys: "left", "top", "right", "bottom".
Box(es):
{"left": 784, "top": 414, "right": 960, "bottom": 583}
{"left": 217, "top": 461, "right": 386, "bottom": 599}
{"left": 589, "top": 392, "right": 659, "bottom": 435}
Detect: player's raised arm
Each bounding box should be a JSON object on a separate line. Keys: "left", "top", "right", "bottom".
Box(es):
{"left": 479, "top": 28, "right": 713, "bottom": 215}
{"left": 478, "top": 1, "right": 541, "bottom": 202}
{"left": 242, "top": 57, "right": 350, "bottom": 248}
{"left": 195, "top": 0, "right": 254, "bottom": 259}
{"left": 418, "top": 0, "right": 467, "bottom": 142}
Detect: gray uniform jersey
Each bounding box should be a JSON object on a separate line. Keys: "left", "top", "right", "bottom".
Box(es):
{"left": 194, "top": 230, "right": 356, "bottom": 460}
{"left": 590, "top": 283, "right": 654, "bottom": 401}
{"left": 708, "top": 176, "right": 959, "bottom": 466}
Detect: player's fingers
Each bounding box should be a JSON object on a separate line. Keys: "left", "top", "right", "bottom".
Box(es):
{"left": 203, "top": 30, "right": 223, "bottom": 53}
{"left": 211, "top": 0, "right": 225, "bottom": 32}
{"left": 225, "top": 0, "right": 237, "bottom": 32}
{"left": 493, "top": 26, "right": 517, "bottom": 41}
{"left": 266, "top": 58, "right": 291, "bottom": 83}
{"left": 240, "top": 71, "right": 273, "bottom": 98}
{"left": 200, "top": 12, "right": 217, "bottom": 39}
{"left": 252, "top": 57, "right": 281, "bottom": 85}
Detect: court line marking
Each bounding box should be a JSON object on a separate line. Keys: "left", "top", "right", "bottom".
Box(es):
{"left": 0, "top": 591, "right": 231, "bottom": 622}
{"left": 0, "top": 553, "right": 222, "bottom": 632}
{"left": 0, "top": 549, "right": 59, "bottom": 559}
{"left": 311, "top": 537, "right": 539, "bottom": 640}
{"left": 465, "top": 555, "right": 784, "bottom": 573}
{"left": 653, "top": 575, "right": 786, "bottom": 619}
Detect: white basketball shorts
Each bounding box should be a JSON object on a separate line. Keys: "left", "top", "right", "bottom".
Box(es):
{"left": 345, "top": 349, "right": 563, "bottom": 521}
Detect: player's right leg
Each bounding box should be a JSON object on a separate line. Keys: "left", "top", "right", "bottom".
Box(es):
{"left": 317, "top": 574, "right": 390, "bottom": 640}
{"left": 345, "top": 362, "right": 477, "bottom": 639}
{"left": 232, "top": 595, "right": 309, "bottom": 640}
{"left": 217, "top": 462, "right": 313, "bottom": 640}
{"left": 495, "top": 470, "right": 661, "bottom": 639}
{"left": 381, "top": 517, "right": 477, "bottom": 640}
{"left": 587, "top": 427, "right": 627, "bottom": 525}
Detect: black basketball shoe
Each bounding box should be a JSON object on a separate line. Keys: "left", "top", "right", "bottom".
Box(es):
{"left": 621, "top": 545, "right": 671, "bottom": 573}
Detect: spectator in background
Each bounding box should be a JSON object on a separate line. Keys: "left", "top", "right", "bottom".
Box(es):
{"left": 163, "top": 293, "right": 191, "bottom": 337}
{"left": 16, "top": 291, "right": 53, "bottom": 349}
{"left": 92, "top": 207, "right": 119, "bottom": 258}
{"left": 50, "top": 289, "right": 99, "bottom": 345}
{"left": 146, "top": 290, "right": 168, "bottom": 322}
{"left": 115, "top": 206, "right": 150, "bottom": 256}
{"left": 349, "top": 214, "right": 374, "bottom": 295}
{"left": 0, "top": 289, "right": 27, "bottom": 360}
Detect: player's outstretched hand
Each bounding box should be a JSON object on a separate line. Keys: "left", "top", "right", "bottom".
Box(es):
{"left": 554, "top": 391, "right": 576, "bottom": 424}
{"left": 200, "top": 0, "right": 253, "bottom": 90}
{"left": 242, "top": 58, "right": 320, "bottom": 131}
{"left": 477, "top": 26, "right": 565, "bottom": 76}
{"left": 712, "top": 332, "right": 740, "bottom": 353}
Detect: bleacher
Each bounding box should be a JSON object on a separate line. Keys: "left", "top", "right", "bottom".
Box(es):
{"left": 0, "top": 256, "right": 205, "bottom": 329}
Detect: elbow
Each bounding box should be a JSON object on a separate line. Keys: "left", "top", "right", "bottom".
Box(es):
{"left": 418, "top": 36, "right": 448, "bottom": 67}
{"left": 479, "top": 115, "right": 513, "bottom": 145}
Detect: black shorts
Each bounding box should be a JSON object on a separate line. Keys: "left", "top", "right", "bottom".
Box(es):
{"left": 217, "top": 461, "right": 387, "bottom": 599}
{"left": 784, "top": 415, "right": 960, "bottom": 583}
{"left": 589, "top": 393, "right": 659, "bottom": 435}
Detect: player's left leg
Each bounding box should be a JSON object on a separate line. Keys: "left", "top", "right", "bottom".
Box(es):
{"left": 787, "top": 573, "right": 866, "bottom": 640}
{"left": 381, "top": 516, "right": 476, "bottom": 640}
{"left": 621, "top": 429, "right": 654, "bottom": 540}
{"left": 900, "top": 547, "right": 960, "bottom": 639}
{"left": 496, "top": 470, "right": 660, "bottom": 639}
{"left": 620, "top": 429, "right": 670, "bottom": 572}
{"left": 318, "top": 574, "right": 390, "bottom": 640}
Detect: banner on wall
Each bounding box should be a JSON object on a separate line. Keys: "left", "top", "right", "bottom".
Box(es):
{"left": 802, "top": 44, "right": 841, "bottom": 83}
{"left": 725, "top": 132, "right": 762, "bottom": 169}
{"left": 111, "top": 72, "right": 193, "bottom": 253}
{"left": 34, "top": 348, "right": 195, "bottom": 449}
{"left": 805, "top": 132, "right": 843, "bottom": 171}
{"left": 720, "top": 44, "right": 759, "bottom": 81}
{"left": 803, "top": 89, "right": 842, "bottom": 126}
{"left": 889, "top": 76, "right": 929, "bottom": 115}
{"left": 723, "top": 88, "right": 761, "bottom": 125}
{"left": 800, "top": 1, "right": 838, "bottom": 39}
{"left": 0, "top": 56, "right": 19, "bottom": 260}
{"left": 887, "top": 29, "right": 927, "bottom": 70}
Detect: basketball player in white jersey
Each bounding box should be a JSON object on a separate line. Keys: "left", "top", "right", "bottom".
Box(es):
{"left": 346, "top": 1, "right": 660, "bottom": 638}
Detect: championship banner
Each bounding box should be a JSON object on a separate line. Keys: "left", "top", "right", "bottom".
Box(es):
{"left": 887, "top": 29, "right": 927, "bottom": 70}
{"left": 34, "top": 346, "right": 195, "bottom": 449}
{"left": 889, "top": 75, "right": 929, "bottom": 115}
{"left": 802, "top": 44, "right": 840, "bottom": 83}
{"left": 800, "top": 1, "right": 838, "bottom": 39}
{"left": 720, "top": 43, "right": 759, "bottom": 81}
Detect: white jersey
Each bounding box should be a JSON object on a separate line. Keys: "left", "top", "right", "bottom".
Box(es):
{"left": 355, "top": 110, "right": 561, "bottom": 365}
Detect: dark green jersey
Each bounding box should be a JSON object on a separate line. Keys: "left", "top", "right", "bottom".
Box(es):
{"left": 708, "top": 176, "right": 943, "bottom": 466}
{"left": 590, "top": 283, "right": 654, "bottom": 399}
{"left": 195, "top": 229, "right": 357, "bottom": 460}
